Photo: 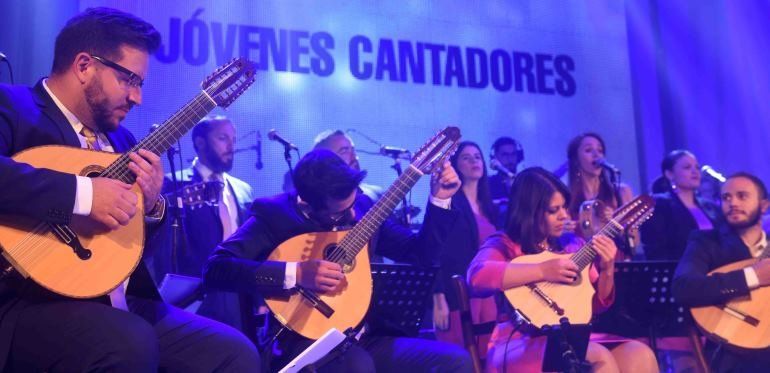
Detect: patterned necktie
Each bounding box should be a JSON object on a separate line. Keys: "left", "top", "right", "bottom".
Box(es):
{"left": 80, "top": 126, "right": 127, "bottom": 310}
{"left": 80, "top": 126, "right": 102, "bottom": 150}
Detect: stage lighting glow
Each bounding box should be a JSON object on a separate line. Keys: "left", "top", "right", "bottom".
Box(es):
{"left": 276, "top": 72, "right": 303, "bottom": 91}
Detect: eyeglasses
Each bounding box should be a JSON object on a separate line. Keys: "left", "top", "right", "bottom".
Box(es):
{"left": 314, "top": 197, "right": 357, "bottom": 223}
{"left": 328, "top": 198, "right": 357, "bottom": 222}
{"left": 90, "top": 55, "right": 144, "bottom": 88}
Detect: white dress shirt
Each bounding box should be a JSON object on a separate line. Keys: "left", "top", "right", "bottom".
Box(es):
{"left": 192, "top": 158, "right": 240, "bottom": 240}
{"left": 744, "top": 230, "right": 767, "bottom": 289}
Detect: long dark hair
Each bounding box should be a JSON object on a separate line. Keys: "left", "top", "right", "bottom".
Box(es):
{"left": 450, "top": 141, "right": 496, "bottom": 223}
{"left": 505, "top": 167, "right": 571, "bottom": 254}
{"left": 566, "top": 132, "right": 617, "bottom": 216}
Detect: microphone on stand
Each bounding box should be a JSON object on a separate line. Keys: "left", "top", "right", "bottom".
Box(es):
{"left": 490, "top": 158, "right": 515, "bottom": 178}
{"left": 255, "top": 130, "right": 263, "bottom": 170}
{"left": 701, "top": 165, "right": 726, "bottom": 183}
{"left": 0, "top": 52, "right": 12, "bottom": 84}
{"left": 267, "top": 129, "right": 298, "bottom": 151}
{"left": 594, "top": 158, "right": 620, "bottom": 174}
{"left": 380, "top": 145, "right": 411, "bottom": 160}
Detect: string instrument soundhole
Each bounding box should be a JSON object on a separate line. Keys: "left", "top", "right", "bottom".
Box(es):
{"left": 324, "top": 243, "right": 356, "bottom": 273}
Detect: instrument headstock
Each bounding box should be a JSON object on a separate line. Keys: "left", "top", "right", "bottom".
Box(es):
{"left": 176, "top": 181, "right": 224, "bottom": 209}
{"left": 410, "top": 126, "right": 462, "bottom": 175}
{"left": 202, "top": 57, "right": 257, "bottom": 108}
{"left": 611, "top": 195, "right": 655, "bottom": 231}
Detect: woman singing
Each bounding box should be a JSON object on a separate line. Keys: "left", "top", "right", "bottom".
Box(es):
{"left": 567, "top": 133, "right": 636, "bottom": 259}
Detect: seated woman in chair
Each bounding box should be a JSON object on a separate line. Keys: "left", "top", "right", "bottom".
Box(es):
{"left": 433, "top": 142, "right": 498, "bottom": 355}
{"left": 467, "top": 167, "right": 658, "bottom": 372}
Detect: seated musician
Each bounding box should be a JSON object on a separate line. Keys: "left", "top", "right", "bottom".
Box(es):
{"left": 488, "top": 136, "right": 524, "bottom": 227}
{"left": 672, "top": 172, "right": 770, "bottom": 371}
{"left": 433, "top": 142, "right": 498, "bottom": 353}
{"left": 0, "top": 8, "right": 259, "bottom": 371}
{"left": 641, "top": 150, "right": 722, "bottom": 261}
{"left": 202, "top": 148, "right": 472, "bottom": 372}
{"left": 149, "top": 116, "right": 254, "bottom": 280}
{"left": 467, "top": 167, "right": 657, "bottom": 372}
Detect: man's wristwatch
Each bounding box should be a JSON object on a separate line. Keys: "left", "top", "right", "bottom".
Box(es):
{"left": 145, "top": 195, "right": 166, "bottom": 222}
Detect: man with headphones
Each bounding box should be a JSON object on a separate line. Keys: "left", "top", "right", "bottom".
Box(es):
{"left": 488, "top": 136, "right": 524, "bottom": 225}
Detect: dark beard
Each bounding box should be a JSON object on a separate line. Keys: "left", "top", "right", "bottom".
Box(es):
{"left": 728, "top": 206, "right": 762, "bottom": 230}
{"left": 203, "top": 145, "right": 233, "bottom": 173}
{"left": 84, "top": 76, "right": 117, "bottom": 132}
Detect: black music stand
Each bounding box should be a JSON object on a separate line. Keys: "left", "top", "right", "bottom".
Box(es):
{"left": 366, "top": 263, "right": 438, "bottom": 337}
{"left": 592, "top": 261, "right": 688, "bottom": 352}
{"left": 542, "top": 320, "right": 592, "bottom": 373}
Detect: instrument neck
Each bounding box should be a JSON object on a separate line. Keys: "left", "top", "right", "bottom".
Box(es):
{"left": 569, "top": 218, "right": 624, "bottom": 271}
{"left": 101, "top": 92, "right": 217, "bottom": 183}
{"left": 336, "top": 165, "right": 423, "bottom": 260}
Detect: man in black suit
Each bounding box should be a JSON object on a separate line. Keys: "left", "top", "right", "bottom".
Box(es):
{"left": 673, "top": 172, "right": 770, "bottom": 371}
{"left": 151, "top": 116, "right": 253, "bottom": 280}
{"left": 488, "top": 136, "right": 522, "bottom": 227}
{"left": 203, "top": 149, "right": 473, "bottom": 372}
{"left": 0, "top": 7, "right": 259, "bottom": 372}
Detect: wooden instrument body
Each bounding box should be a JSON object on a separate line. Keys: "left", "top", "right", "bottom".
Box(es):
{"left": 263, "top": 126, "right": 461, "bottom": 340}
{"left": 265, "top": 230, "right": 373, "bottom": 340}
{"left": 504, "top": 251, "right": 595, "bottom": 328}
{"left": 0, "top": 58, "right": 256, "bottom": 299}
{"left": 691, "top": 258, "right": 770, "bottom": 350}
{"left": 0, "top": 145, "right": 144, "bottom": 298}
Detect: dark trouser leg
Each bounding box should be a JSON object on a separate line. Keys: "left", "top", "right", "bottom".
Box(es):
{"left": 130, "top": 297, "right": 261, "bottom": 373}
{"left": 361, "top": 335, "right": 473, "bottom": 372}
{"left": 8, "top": 300, "right": 158, "bottom": 372}
{"left": 706, "top": 342, "right": 770, "bottom": 373}
{"left": 312, "top": 344, "right": 375, "bottom": 373}
{"left": 269, "top": 333, "right": 374, "bottom": 373}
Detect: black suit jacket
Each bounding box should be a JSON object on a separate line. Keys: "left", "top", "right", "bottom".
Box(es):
{"left": 672, "top": 225, "right": 770, "bottom": 369}
{"left": 672, "top": 224, "right": 756, "bottom": 307}
{"left": 434, "top": 190, "right": 495, "bottom": 310}
{"left": 487, "top": 173, "right": 510, "bottom": 229}
{"left": 201, "top": 191, "right": 457, "bottom": 331}
{"left": 641, "top": 191, "right": 722, "bottom": 261}
{"left": 488, "top": 173, "right": 509, "bottom": 202}
{"left": 0, "top": 81, "right": 163, "bottom": 365}
{"left": 148, "top": 167, "right": 252, "bottom": 279}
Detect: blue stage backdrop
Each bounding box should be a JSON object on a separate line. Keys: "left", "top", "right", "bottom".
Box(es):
{"left": 3, "top": 1, "right": 638, "bottom": 218}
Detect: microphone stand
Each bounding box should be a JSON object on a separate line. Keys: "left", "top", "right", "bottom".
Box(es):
{"left": 255, "top": 130, "right": 263, "bottom": 170}
{"left": 167, "top": 142, "right": 188, "bottom": 274}
{"left": 283, "top": 145, "right": 295, "bottom": 178}
{"left": 603, "top": 168, "right": 622, "bottom": 205}
{"left": 556, "top": 317, "right": 590, "bottom": 373}
{"left": 603, "top": 167, "right": 633, "bottom": 258}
